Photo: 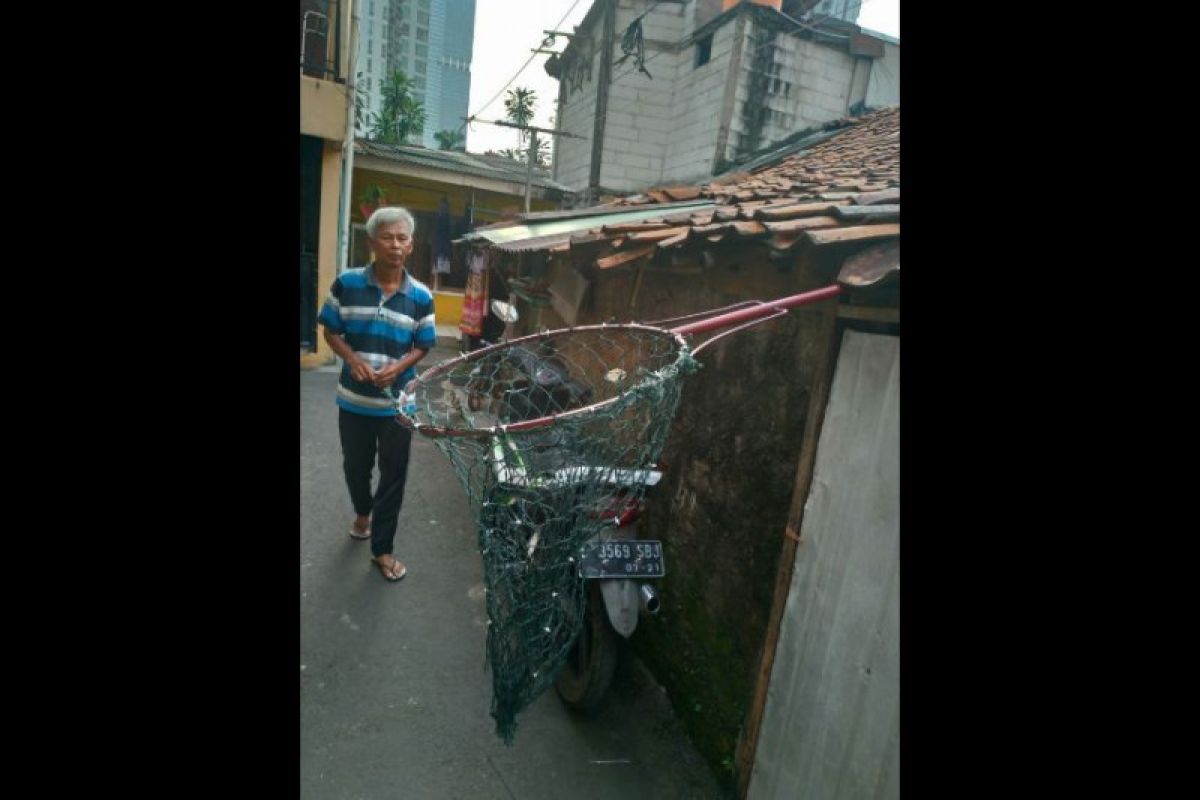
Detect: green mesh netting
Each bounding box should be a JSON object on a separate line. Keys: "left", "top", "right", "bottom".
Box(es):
{"left": 400, "top": 325, "right": 700, "bottom": 742}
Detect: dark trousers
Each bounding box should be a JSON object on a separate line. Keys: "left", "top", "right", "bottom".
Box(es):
{"left": 338, "top": 409, "right": 413, "bottom": 557}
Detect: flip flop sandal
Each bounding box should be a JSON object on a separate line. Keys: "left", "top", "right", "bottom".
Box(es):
{"left": 349, "top": 526, "right": 371, "bottom": 540}
{"left": 371, "top": 556, "right": 407, "bottom": 582}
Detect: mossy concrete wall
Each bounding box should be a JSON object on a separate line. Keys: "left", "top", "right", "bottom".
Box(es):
{"left": 529, "top": 244, "right": 847, "bottom": 792}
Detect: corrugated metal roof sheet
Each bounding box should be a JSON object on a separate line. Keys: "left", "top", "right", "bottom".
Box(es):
{"left": 354, "top": 139, "right": 574, "bottom": 193}
{"left": 459, "top": 201, "right": 716, "bottom": 252}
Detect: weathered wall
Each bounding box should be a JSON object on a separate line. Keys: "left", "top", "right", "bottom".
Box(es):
{"left": 747, "top": 330, "right": 900, "bottom": 800}
{"left": 525, "top": 244, "right": 849, "bottom": 790}
{"left": 865, "top": 40, "right": 899, "bottom": 108}
{"left": 662, "top": 18, "right": 741, "bottom": 184}
{"left": 726, "top": 28, "right": 859, "bottom": 162}
{"left": 598, "top": 1, "right": 688, "bottom": 192}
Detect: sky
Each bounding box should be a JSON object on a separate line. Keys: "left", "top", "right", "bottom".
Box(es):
{"left": 463, "top": 0, "right": 899, "bottom": 155}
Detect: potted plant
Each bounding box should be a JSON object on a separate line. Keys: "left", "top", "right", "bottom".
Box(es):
{"left": 359, "top": 184, "right": 388, "bottom": 220}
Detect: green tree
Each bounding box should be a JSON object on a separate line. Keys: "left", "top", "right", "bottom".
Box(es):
{"left": 494, "top": 138, "right": 550, "bottom": 168}
{"left": 353, "top": 72, "right": 369, "bottom": 136}
{"left": 369, "top": 70, "right": 426, "bottom": 145}
{"left": 503, "top": 87, "right": 537, "bottom": 145}
{"left": 434, "top": 128, "right": 465, "bottom": 151}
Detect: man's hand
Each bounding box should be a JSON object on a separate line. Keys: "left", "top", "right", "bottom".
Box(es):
{"left": 373, "top": 362, "right": 403, "bottom": 389}
{"left": 323, "top": 328, "right": 379, "bottom": 384}
{"left": 348, "top": 357, "right": 377, "bottom": 384}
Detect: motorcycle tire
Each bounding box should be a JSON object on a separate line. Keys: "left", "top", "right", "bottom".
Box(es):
{"left": 555, "top": 581, "right": 619, "bottom": 713}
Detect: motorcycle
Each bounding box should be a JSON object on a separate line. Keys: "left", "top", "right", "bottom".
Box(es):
{"left": 467, "top": 299, "right": 666, "bottom": 713}
{"left": 554, "top": 465, "right": 664, "bottom": 712}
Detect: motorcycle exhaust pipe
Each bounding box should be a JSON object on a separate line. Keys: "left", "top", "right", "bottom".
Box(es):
{"left": 639, "top": 583, "right": 661, "bottom": 615}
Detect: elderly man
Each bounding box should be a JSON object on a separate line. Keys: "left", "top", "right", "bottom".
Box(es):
{"left": 318, "top": 206, "right": 436, "bottom": 582}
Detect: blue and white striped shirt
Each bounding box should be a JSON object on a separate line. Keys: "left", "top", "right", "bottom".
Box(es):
{"left": 318, "top": 265, "right": 437, "bottom": 417}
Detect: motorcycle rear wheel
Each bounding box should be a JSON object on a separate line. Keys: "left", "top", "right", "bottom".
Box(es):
{"left": 555, "top": 581, "right": 618, "bottom": 713}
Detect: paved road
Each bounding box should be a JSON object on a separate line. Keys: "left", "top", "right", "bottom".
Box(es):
{"left": 301, "top": 345, "right": 724, "bottom": 799}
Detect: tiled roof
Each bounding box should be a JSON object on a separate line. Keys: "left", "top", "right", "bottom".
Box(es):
{"left": 524, "top": 107, "right": 899, "bottom": 267}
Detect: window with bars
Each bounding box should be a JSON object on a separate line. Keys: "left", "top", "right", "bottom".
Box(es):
{"left": 300, "top": 0, "right": 342, "bottom": 81}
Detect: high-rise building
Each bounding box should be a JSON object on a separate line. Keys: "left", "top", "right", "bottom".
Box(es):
{"left": 356, "top": 0, "right": 475, "bottom": 149}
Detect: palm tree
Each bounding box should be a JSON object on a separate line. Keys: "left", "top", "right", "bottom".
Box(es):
{"left": 434, "top": 128, "right": 465, "bottom": 151}
{"left": 503, "top": 87, "right": 537, "bottom": 145}
{"left": 370, "top": 70, "right": 426, "bottom": 145}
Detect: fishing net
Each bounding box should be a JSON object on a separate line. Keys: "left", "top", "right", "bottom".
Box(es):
{"left": 398, "top": 323, "right": 701, "bottom": 742}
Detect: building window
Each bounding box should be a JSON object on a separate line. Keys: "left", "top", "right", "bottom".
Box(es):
{"left": 417, "top": 27, "right": 428, "bottom": 42}
{"left": 367, "top": 58, "right": 372, "bottom": 72}
{"left": 418, "top": 11, "right": 429, "bottom": 26}
{"left": 695, "top": 33, "right": 712, "bottom": 68}
{"left": 416, "top": 43, "right": 427, "bottom": 58}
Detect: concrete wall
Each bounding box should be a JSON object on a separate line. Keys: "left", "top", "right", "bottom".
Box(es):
{"left": 519, "top": 243, "right": 853, "bottom": 790}
{"left": 556, "top": 0, "right": 735, "bottom": 193}
{"left": 865, "top": 40, "right": 899, "bottom": 108}
{"left": 725, "top": 29, "right": 859, "bottom": 161}
{"left": 300, "top": 74, "right": 350, "bottom": 142}
{"left": 661, "top": 17, "right": 740, "bottom": 184}
{"left": 598, "top": 1, "right": 688, "bottom": 191}
{"left": 554, "top": 1, "right": 896, "bottom": 192}
{"left": 791, "top": 38, "right": 857, "bottom": 129}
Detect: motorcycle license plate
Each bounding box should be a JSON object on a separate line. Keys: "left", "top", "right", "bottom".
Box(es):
{"left": 577, "top": 540, "right": 666, "bottom": 579}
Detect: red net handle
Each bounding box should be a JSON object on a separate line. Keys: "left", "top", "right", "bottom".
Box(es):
{"left": 669, "top": 284, "right": 842, "bottom": 351}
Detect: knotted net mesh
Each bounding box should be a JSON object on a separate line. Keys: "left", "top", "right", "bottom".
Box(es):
{"left": 400, "top": 325, "right": 700, "bottom": 741}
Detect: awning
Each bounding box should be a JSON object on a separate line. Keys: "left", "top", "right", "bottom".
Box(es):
{"left": 457, "top": 200, "right": 715, "bottom": 252}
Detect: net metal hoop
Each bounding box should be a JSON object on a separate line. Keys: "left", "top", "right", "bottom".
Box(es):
{"left": 395, "top": 322, "right": 692, "bottom": 438}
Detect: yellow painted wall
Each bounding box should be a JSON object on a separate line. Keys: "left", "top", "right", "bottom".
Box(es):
{"left": 299, "top": 0, "right": 352, "bottom": 370}
{"left": 300, "top": 141, "right": 346, "bottom": 369}
{"left": 352, "top": 168, "right": 558, "bottom": 225}
{"left": 434, "top": 290, "right": 465, "bottom": 325}
{"left": 300, "top": 75, "right": 349, "bottom": 142}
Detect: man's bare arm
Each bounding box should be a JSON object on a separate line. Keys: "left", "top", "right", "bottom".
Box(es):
{"left": 321, "top": 326, "right": 376, "bottom": 384}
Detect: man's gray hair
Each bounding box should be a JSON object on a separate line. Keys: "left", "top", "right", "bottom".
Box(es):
{"left": 366, "top": 206, "right": 416, "bottom": 238}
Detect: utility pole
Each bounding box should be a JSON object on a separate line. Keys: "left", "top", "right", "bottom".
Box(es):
{"left": 337, "top": 0, "right": 361, "bottom": 274}
{"left": 471, "top": 119, "right": 585, "bottom": 213}
{"left": 525, "top": 129, "right": 538, "bottom": 213}
{"left": 590, "top": 0, "right": 617, "bottom": 206}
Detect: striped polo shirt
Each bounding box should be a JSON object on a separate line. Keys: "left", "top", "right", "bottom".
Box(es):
{"left": 318, "top": 264, "right": 437, "bottom": 416}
